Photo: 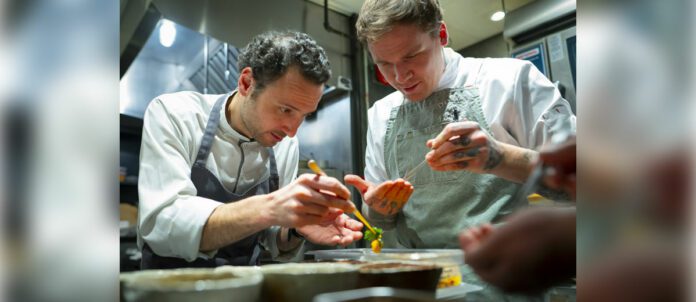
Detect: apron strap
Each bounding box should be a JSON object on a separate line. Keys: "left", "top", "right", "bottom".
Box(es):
{"left": 193, "top": 94, "right": 229, "bottom": 169}
{"left": 247, "top": 148, "right": 279, "bottom": 266}
{"left": 248, "top": 244, "right": 262, "bottom": 266}
{"left": 267, "top": 148, "right": 279, "bottom": 192}
{"left": 186, "top": 92, "right": 278, "bottom": 267}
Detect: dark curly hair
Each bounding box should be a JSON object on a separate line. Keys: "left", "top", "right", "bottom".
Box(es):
{"left": 238, "top": 31, "right": 331, "bottom": 95}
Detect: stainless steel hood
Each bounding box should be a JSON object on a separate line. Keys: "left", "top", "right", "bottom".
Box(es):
{"left": 150, "top": 0, "right": 304, "bottom": 48}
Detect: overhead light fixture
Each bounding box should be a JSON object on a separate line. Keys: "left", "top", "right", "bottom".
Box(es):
{"left": 491, "top": 0, "right": 506, "bottom": 22}
{"left": 159, "top": 19, "right": 176, "bottom": 48}
{"left": 490, "top": 11, "right": 505, "bottom": 21}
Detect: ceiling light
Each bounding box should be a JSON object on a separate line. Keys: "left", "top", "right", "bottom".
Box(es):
{"left": 490, "top": 11, "right": 505, "bottom": 22}
{"left": 159, "top": 20, "right": 176, "bottom": 47}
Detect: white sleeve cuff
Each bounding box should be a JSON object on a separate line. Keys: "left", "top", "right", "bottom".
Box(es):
{"left": 143, "top": 196, "right": 223, "bottom": 262}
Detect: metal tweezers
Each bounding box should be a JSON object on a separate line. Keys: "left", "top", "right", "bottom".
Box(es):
{"left": 509, "top": 163, "right": 545, "bottom": 207}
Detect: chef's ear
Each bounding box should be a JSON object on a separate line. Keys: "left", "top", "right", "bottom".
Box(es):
{"left": 238, "top": 67, "right": 255, "bottom": 97}
{"left": 438, "top": 22, "right": 448, "bottom": 46}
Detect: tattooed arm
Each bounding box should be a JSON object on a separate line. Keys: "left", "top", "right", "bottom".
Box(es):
{"left": 487, "top": 141, "right": 537, "bottom": 184}
{"left": 425, "top": 121, "right": 537, "bottom": 184}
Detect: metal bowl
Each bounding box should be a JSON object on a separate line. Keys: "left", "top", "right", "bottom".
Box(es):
{"left": 119, "top": 267, "right": 262, "bottom": 302}
{"left": 259, "top": 263, "right": 359, "bottom": 302}
{"left": 307, "top": 248, "right": 463, "bottom": 288}
{"left": 357, "top": 261, "right": 443, "bottom": 292}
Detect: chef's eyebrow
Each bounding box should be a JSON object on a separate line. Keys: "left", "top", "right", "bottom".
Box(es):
{"left": 279, "top": 102, "right": 300, "bottom": 112}
{"left": 375, "top": 45, "right": 423, "bottom": 65}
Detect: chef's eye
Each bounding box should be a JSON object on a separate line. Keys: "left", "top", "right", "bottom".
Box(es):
{"left": 279, "top": 106, "right": 292, "bottom": 114}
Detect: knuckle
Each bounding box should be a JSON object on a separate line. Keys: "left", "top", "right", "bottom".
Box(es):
{"left": 297, "top": 174, "right": 311, "bottom": 184}
{"left": 327, "top": 180, "right": 341, "bottom": 191}
{"left": 295, "top": 189, "right": 313, "bottom": 200}
{"left": 471, "top": 134, "right": 487, "bottom": 145}
{"left": 289, "top": 201, "right": 302, "bottom": 211}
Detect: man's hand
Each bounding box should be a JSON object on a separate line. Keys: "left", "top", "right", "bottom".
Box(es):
{"left": 265, "top": 174, "right": 356, "bottom": 227}
{"left": 297, "top": 213, "right": 364, "bottom": 247}
{"left": 425, "top": 121, "right": 536, "bottom": 183}
{"left": 538, "top": 136, "right": 576, "bottom": 198}
{"left": 459, "top": 208, "right": 576, "bottom": 294}
{"left": 425, "top": 121, "right": 504, "bottom": 173}
{"left": 344, "top": 175, "right": 414, "bottom": 216}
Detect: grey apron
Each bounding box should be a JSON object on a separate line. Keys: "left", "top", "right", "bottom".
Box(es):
{"left": 382, "top": 63, "right": 520, "bottom": 249}
{"left": 141, "top": 93, "right": 279, "bottom": 269}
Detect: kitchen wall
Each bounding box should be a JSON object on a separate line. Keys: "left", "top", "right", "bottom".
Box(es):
{"left": 296, "top": 92, "right": 353, "bottom": 178}
{"left": 457, "top": 33, "right": 510, "bottom": 58}
{"left": 302, "top": 1, "right": 353, "bottom": 88}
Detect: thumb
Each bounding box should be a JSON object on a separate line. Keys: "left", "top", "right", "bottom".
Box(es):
{"left": 344, "top": 174, "right": 370, "bottom": 195}
{"left": 426, "top": 139, "right": 434, "bottom": 149}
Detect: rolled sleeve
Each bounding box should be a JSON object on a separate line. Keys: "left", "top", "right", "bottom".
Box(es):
{"left": 141, "top": 196, "right": 222, "bottom": 261}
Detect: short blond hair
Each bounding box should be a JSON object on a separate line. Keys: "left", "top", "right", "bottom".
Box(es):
{"left": 356, "top": 0, "right": 444, "bottom": 44}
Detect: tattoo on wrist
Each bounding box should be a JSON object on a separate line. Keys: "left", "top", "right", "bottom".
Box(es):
{"left": 454, "top": 136, "right": 471, "bottom": 146}
{"left": 522, "top": 150, "right": 534, "bottom": 164}
{"left": 389, "top": 201, "right": 398, "bottom": 215}
{"left": 484, "top": 140, "right": 503, "bottom": 170}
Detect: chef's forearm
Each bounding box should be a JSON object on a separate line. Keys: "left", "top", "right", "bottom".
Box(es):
{"left": 489, "top": 142, "right": 537, "bottom": 184}
{"left": 199, "top": 194, "right": 273, "bottom": 252}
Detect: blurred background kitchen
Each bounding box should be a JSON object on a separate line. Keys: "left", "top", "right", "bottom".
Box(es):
{"left": 3, "top": 0, "right": 694, "bottom": 301}
{"left": 118, "top": 0, "right": 577, "bottom": 273}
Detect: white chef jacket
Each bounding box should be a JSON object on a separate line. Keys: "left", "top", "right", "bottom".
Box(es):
{"left": 365, "top": 47, "right": 577, "bottom": 187}
{"left": 136, "top": 91, "right": 299, "bottom": 262}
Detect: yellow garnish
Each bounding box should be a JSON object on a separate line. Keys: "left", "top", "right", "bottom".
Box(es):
{"left": 437, "top": 275, "right": 462, "bottom": 288}
{"left": 370, "top": 236, "right": 383, "bottom": 253}
{"left": 527, "top": 193, "right": 544, "bottom": 202}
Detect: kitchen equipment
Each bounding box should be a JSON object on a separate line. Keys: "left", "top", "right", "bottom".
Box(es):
{"left": 356, "top": 261, "right": 442, "bottom": 292}
{"left": 402, "top": 159, "right": 428, "bottom": 182}
{"left": 119, "top": 267, "right": 262, "bottom": 302}
{"left": 259, "top": 263, "right": 359, "bottom": 302}
{"left": 307, "top": 249, "right": 464, "bottom": 289}
{"left": 313, "top": 287, "right": 435, "bottom": 302}
{"left": 509, "top": 163, "right": 544, "bottom": 208}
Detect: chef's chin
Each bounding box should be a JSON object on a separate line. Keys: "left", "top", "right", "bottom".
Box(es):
{"left": 257, "top": 139, "right": 276, "bottom": 148}
{"left": 256, "top": 133, "right": 279, "bottom": 147}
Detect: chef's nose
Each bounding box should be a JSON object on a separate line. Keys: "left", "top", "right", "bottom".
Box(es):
{"left": 394, "top": 63, "right": 412, "bottom": 84}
